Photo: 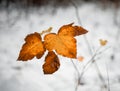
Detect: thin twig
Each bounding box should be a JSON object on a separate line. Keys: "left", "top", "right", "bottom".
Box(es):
{"left": 71, "top": 46, "right": 108, "bottom": 91}
{"left": 70, "top": 0, "right": 82, "bottom": 25}
{"left": 71, "top": 59, "right": 80, "bottom": 77}
{"left": 105, "top": 61, "right": 111, "bottom": 91}
{"left": 97, "top": 46, "right": 111, "bottom": 56}
{"left": 112, "top": 6, "right": 120, "bottom": 61}
{"left": 79, "top": 46, "right": 110, "bottom": 83}
{"left": 94, "top": 62, "right": 106, "bottom": 85}
{"left": 71, "top": 59, "right": 80, "bottom": 91}
{"left": 70, "top": 0, "right": 106, "bottom": 87}
{"left": 70, "top": 0, "right": 93, "bottom": 54}
{"left": 79, "top": 47, "right": 101, "bottom": 81}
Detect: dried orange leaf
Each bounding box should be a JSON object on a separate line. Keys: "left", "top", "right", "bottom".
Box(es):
{"left": 43, "top": 51, "right": 60, "bottom": 74}
{"left": 99, "top": 39, "right": 107, "bottom": 46}
{"left": 44, "top": 23, "right": 88, "bottom": 58}
{"left": 77, "top": 56, "right": 84, "bottom": 61}
{"left": 17, "top": 32, "right": 45, "bottom": 61}
{"left": 58, "top": 23, "right": 88, "bottom": 37}
{"left": 40, "top": 27, "right": 52, "bottom": 35}
{"left": 44, "top": 33, "right": 77, "bottom": 58}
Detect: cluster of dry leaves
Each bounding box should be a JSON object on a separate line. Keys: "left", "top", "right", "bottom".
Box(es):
{"left": 17, "top": 23, "right": 88, "bottom": 74}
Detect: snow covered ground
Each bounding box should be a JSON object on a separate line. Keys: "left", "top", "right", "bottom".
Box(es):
{"left": 0, "top": 2, "right": 120, "bottom": 91}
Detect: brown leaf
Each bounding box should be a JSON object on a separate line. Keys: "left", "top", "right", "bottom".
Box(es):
{"left": 58, "top": 23, "right": 88, "bottom": 37}
{"left": 43, "top": 51, "right": 60, "bottom": 74}
{"left": 17, "top": 32, "right": 45, "bottom": 61}
{"left": 44, "top": 23, "right": 88, "bottom": 58}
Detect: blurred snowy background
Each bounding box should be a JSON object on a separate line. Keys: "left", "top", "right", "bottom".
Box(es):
{"left": 0, "top": 0, "right": 120, "bottom": 91}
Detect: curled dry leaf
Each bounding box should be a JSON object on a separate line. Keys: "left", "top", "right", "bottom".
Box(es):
{"left": 43, "top": 51, "right": 60, "bottom": 74}
{"left": 44, "top": 23, "right": 88, "bottom": 58}
{"left": 17, "top": 32, "right": 45, "bottom": 61}
{"left": 99, "top": 39, "right": 108, "bottom": 46}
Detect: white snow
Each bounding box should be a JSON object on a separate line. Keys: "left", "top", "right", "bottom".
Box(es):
{"left": 0, "top": 2, "right": 120, "bottom": 91}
